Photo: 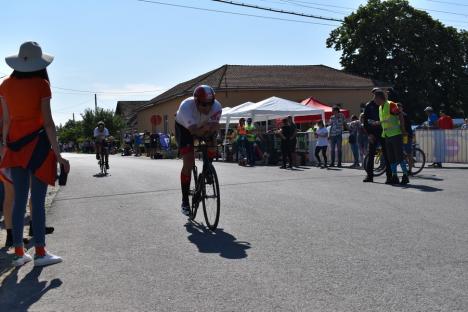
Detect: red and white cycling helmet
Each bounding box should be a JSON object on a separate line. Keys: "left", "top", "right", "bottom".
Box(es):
{"left": 193, "top": 85, "right": 215, "bottom": 105}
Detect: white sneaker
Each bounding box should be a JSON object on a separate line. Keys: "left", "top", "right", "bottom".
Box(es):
{"left": 12, "top": 253, "right": 33, "bottom": 267}
{"left": 34, "top": 252, "right": 63, "bottom": 267}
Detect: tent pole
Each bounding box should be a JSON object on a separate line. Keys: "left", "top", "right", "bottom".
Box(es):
{"left": 223, "top": 117, "right": 230, "bottom": 161}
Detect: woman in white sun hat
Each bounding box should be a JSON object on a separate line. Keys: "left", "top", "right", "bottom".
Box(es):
{"left": 0, "top": 41, "right": 70, "bottom": 267}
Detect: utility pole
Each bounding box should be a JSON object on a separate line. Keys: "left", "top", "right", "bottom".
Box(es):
{"left": 94, "top": 93, "right": 97, "bottom": 114}
{"left": 73, "top": 113, "right": 75, "bottom": 122}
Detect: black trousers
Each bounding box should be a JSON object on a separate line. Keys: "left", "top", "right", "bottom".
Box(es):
{"left": 315, "top": 146, "right": 327, "bottom": 164}
{"left": 366, "top": 135, "right": 391, "bottom": 178}
{"left": 281, "top": 140, "right": 292, "bottom": 167}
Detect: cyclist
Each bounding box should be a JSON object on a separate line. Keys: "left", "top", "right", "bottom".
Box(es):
{"left": 94, "top": 121, "right": 110, "bottom": 170}
{"left": 175, "top": 85, "right": 222, "bottom": 216}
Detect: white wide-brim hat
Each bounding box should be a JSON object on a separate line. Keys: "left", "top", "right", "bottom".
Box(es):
{"left": 5, "top": 41, "right": 54, "bottom": 72}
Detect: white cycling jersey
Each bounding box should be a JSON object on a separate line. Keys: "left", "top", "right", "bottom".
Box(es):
{"left": 94, "top": 127, "right": 109, "bottom": 141}
{"left": 175, "top": 97, "right": 222, "bottom": 129}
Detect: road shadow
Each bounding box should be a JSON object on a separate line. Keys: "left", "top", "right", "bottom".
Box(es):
{"left": 93, "top": 173, "right": 110, "bottom": 178}
{"left": 411, "top": 174, "right": 444, "bottom": 181}
{"left": 185, "top": 222, "right": 251, "bottom": 259}
{"left": 395, "top": 183, "right": 443, "bottom": 192}
{"left": 0, "top": 266, "right": 62, "bottom": 312}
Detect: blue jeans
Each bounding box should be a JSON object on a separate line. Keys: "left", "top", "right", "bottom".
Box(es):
{"left": 12, "top": 167, "right": 48, "bottom": 247}
{"left": 329, "top": 134, "right": 342, "bottom": 165}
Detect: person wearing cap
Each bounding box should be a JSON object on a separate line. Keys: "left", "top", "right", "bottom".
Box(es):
{"left": 362, "top": 88, "right": 392, "bottom": 183}
{"left": 374, "top": 90, "right": 410, "bottom": 185}
{"left": 328, "top": 105, "right": 346, "bottom": 167}
{"left": 287, "top": 116, "right": 298, "bottom": 167}
{"left": 245, "top": 117, "right": 257, "bottom": 166}
{"left": 0, "top": 41, "right": 70, "bottom": 267}
{"left": 424, "top": 107, "right": 438, "bottom": 129}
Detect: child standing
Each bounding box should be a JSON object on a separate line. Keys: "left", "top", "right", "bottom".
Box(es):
{"left": 315, "top": 121, "right": 329, "bottom": 168}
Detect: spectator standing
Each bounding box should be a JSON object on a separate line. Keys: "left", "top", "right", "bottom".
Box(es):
{"left": 375, "top": 90, "right": 409, "bottom": 185}
{"left": 357, "top": 113, "right": 368, "bottom": 166}
{"left": 0, "top": 41, "right": 70, "bottom": 266}
{"left": 245, "top": 118, "right": 256, "bottom": 166}
{"left": 143, "top": 131, "right": 151, "bottom": 157}
{"left": 236, "top": 118, "right": 247, "bottom": 165}
{"left": 347, "top": 115, "right": 360, "bottom": 168}
{"left": 461, "top": 118, "right": 468, "bottom": 129}
{"left": 133, "top": 131, "right": 142, "bottom": 156}
{"left": 314, "top": 121, "right": 328, "bottom": 168}
{"left": 287, "top": 116, "right": 298, "bottom": 167}
{"left": 424, "top": 106, "right": 438, "bottom": 129}
{"left": 328, "top": 106, "right": 346, "bottom": 167}
{"left": 276, "top": 118, "right": 293, "bottom": 169}
{"left": 362, "top": 88, "right": 392, "bottom": 183}
{"left": 429, "top": 110, "right": 454, "bottom": 168}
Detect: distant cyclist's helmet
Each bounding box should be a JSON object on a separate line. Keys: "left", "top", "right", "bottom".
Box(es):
{"left": 97, "top": 121, "right": 105, "bottom": 126}
{"left": 193, "top": 85, "right": 215, "bottom": 105}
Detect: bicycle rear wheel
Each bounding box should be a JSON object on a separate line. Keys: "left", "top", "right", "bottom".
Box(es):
{"left": 363, "top": 153, "right": 386, "bottom": 176}
{"left": 410, "top": 148, "right": 426, "bottom": 175}
{"left": 202, "top": 164, "right": 220, "bottom": 231}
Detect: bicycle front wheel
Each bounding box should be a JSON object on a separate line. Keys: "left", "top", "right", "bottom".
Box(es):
{"left": 202, "top": 164, "right": 220, "bottom": 231}
{"left": 189, "top": 166, "right": 199, "bottom": 220}
{"left": 411, "top": 148, "right": 426, "bottom": 175}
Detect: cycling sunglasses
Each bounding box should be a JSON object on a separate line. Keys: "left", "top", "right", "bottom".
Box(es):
{"left": 198, "top": 101, "right": 213, "bottom": 108}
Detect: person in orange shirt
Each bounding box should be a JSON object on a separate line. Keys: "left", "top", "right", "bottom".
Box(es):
{"left": 0, "top": 41, "right": 70, "bottom": 267}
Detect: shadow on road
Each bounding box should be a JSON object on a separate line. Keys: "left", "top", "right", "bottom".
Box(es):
{"left": 93, "top": 173, "right": 110, "bottom": 178}
{"left": 185, "top": 222, "right": 251, "bottom": 259}
{"left": 0, "top": 266, "right": 62, "bottom": 312}
{"left": 396, "top": 183, "right": 443, "bottom": 192}
{"left": 411, "top": 174, "right": 444, "bottom": 181}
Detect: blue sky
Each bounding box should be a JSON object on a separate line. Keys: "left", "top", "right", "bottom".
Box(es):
{"left": 0, "top": 0, "right": 466, "bottom": 125}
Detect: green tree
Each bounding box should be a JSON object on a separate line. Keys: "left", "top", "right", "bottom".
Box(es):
{"left": 57, "top": 120, "right": 84, "bottom": 143}
{"left": 81, "top": 108, "right": 125, "bottom": 139}
{"left": 326, "top": 0, "right": 468, "bottom": 121}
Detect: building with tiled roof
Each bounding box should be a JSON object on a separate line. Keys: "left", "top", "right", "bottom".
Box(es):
{"left": 115, "top": 101, "right": 148, "bottom": 129}
{"left": 136, "top": 65, "right": 391, "bottom": 132}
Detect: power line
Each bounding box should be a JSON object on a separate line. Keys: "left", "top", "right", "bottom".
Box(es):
{"left": 136, "top": 0, "right": 338, "bottom": 27}
{"left": 277, "top": 0, "right": 349, "bottom": 14}
{"left": 209, "top": 0, "right": 343, "bottom": 22}
{"left": 421, "top": 7, "right": 468, "bottom": 17}
{"left": 51, "top": 86, "right": 165, "bottom": 94}
{"left": 255, "top": 0, "right": 348, "bottom": 15}
{"left": 137, "top": 0, "right": 341, "bottom": 26}
{"left": 426, "top": 0, "right": 468, "bottom": 7}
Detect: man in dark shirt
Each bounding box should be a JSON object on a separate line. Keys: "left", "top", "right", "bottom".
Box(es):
{"left": 362, "top": 88, "right": 392, "bottom": 183}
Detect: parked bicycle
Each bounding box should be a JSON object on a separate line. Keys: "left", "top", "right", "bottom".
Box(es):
{"left": 189, "top": 139, "right": 221, "bottom": 231}
{"left": 363, "top": 142, "right": 426, "bottom": 176}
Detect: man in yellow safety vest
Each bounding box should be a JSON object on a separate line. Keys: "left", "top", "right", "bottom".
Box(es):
{"left": 245, "top": 117, "right": 257, "bottom": 166}
{"left": 374, "top": 90, "right": 409, "bottom": 185}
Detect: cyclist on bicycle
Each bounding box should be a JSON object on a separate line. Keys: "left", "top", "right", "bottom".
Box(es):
{"left": 94, "top": 121, "right": 110, "bottom": 170}
{"left": 175, "top": 85, "right": 222, "bottom": 216}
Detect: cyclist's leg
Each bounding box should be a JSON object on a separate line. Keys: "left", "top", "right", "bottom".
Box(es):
{"left": 104, "top": 145, "right": 109, "bottom": 168}
{"left": 95, "top": 142, "right": 101, "bottom": 160}
{"left": 175, "top": 122, "right": 194, "bottom": 211}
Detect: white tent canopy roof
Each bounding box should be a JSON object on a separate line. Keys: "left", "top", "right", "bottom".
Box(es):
{"left": 222, "top": 96, "right": 324, "bottom": 121}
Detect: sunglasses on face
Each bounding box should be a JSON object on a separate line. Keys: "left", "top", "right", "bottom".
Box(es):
{"left": 198, "top": 102, "right": 213, "bottom": 108}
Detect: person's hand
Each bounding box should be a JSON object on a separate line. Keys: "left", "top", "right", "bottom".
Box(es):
{"left": 57, "top": 156, "right": 70, "bottom": 173}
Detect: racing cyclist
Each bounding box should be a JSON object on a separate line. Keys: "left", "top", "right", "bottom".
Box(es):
{"left": 175, "top": 85, "right": 222, "bottom": 216}
{"left": 94, "top": 121, "right": 110, "bottom": 170}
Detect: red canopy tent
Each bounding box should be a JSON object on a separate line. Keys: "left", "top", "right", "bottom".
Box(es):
{"left": 294, "top": 97, "right": 350, "bottom": 124}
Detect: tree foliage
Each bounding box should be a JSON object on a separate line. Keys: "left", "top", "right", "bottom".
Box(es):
{"left": 326, "top": 0, "right": 468, "bottom": 121}
{"left": 57, "top": 108, "right": 125, "bottom": 143}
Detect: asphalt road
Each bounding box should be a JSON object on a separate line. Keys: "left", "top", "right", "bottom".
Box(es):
{"left": 1, "top": 153, "right": 467, "bottom": 312}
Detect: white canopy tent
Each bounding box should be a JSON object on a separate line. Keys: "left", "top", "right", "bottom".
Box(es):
{"left": 221, "top": 97, "right": 325, "bottom": 160}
